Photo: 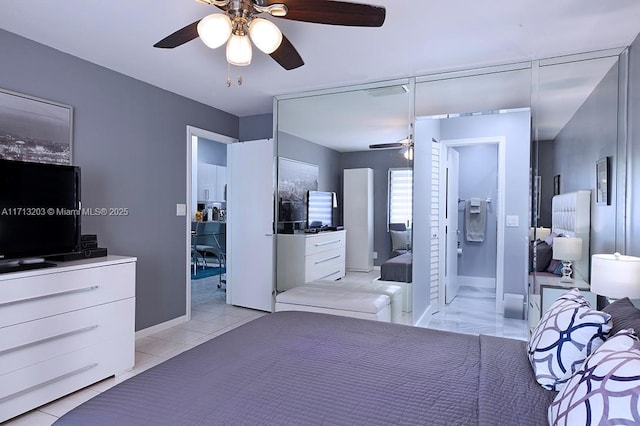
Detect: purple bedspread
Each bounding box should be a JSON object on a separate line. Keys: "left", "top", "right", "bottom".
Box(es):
{"left": 55, "top": 311, "right": 553, "bottom": 425}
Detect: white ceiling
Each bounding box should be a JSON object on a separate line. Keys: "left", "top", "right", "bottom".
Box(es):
{"left": 1, "top": 0, "right": 639, "bottom": 121}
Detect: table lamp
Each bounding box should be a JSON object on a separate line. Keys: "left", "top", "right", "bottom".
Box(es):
{"left": 552, "top": 237, "right": 582, "bottom": 283}
{"left": 591, "top": 253, "right": 640, "bottom": 300}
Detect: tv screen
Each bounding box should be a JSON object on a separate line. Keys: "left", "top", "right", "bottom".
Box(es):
{"left": 0, "top": 159, "right": 81, "bottom": 262}
{"left": 307, "top": 191, "right": 333, "bottom": 229}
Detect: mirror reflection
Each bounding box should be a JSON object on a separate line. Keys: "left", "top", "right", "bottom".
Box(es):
{"left": 274, "top": 50, "right": 627, "bottom": 336}
{"left": 529, "top": 52, "right": 624, "bottom": 330}
{"left": 275, "top": 82, "right": 413, "bottom": 324}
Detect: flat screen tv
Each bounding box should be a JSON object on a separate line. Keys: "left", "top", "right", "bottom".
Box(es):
{"left": 0, "top": 159, "right": 81, "bottom": 267}
{"left": 306, "top": 191, "right": 334, "bottom": 229}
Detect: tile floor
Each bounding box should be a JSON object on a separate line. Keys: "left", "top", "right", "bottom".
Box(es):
{"left": 6, "top": 270, "right": 528, "bottom": 424}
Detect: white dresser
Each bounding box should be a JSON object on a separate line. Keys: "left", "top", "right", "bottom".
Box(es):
{"left": 0, "top": 255, "right": 136, "bottom": 423}
{"left": 277, "top": 230, "right": 346, "bottom": 291}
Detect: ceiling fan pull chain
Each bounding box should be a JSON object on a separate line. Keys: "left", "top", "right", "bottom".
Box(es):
{"left": 237, "top": 72, "right": 243, "bottom": 86}
{"left": 226, "top": 63, "right": 232, "bottom": 87}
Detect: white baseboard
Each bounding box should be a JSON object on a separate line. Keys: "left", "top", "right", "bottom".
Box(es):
{"left": 458, "top": 276, "right": 495, "bottom": 289}
{"left": 135, "top": 315, "right": 188, "bottom": 339}
{"left": 414, "top": 304, "right": 433, "bottom": 328}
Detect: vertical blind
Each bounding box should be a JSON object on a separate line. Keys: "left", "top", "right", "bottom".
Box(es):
{"left": 388, "top": 168, "right": 413, "bottom": 226}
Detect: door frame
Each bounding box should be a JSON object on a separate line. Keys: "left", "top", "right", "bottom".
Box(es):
{"left": 185, "top": 125, "right": 237, "bottom": 321}
{"left": 438, "top": 136, "right": 506, "bottom": 313}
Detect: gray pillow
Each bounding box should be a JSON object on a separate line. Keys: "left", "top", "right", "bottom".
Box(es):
{"left": 603, "top": 297, "right": 640, "bottom": 336}
{"left": 390, "top": 230, "right": 409, "bottom": 251}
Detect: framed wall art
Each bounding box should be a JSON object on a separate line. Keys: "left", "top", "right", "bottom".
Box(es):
{"left": 595, "top": 156, "right": 611, "bottom": 205}
{"left": 0, "top": 87, "right": 73, "bottom": 165}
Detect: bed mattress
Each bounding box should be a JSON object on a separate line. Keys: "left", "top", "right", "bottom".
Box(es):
{"left": 55, "top": 311, "right": 554, "bottom": 425}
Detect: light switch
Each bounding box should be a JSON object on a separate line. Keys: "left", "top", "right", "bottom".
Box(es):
{"left": 176, "top": 203, "right": 187, "bottom": 216}
{"left": 506, "top": 215, "right": 519, "bottom": 227}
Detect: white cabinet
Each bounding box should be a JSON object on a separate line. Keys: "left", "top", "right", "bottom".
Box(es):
{"left": 344, "top": 168, "right": 374, "bottom": 271}
{"left": 0, "top": 256, "right": 136, "bottom": 423}
{"left": 277, "top": 230, "right": 346, "bottom": 291}
{"left": 197, "top": 163, "right": 226, "bottom": 202}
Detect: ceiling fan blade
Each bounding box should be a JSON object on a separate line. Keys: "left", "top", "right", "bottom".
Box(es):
{"left": 270, "top": 34, "right": 304, "bottom": 70}
{"left": 369, "top": 142, "right": 403, "bottom": 149}
{"left": 154, "top": 20, "right": 201, "bottom": 48}
{"left": 267, "top": 0, "right": 385, "bottom": 27}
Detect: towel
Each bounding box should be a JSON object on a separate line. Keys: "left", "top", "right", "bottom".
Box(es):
{"left": 465, "top": 198, "right": 486, "bottom": 242}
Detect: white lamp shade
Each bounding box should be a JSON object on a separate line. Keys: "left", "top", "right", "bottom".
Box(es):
{"left": 591, "top": 253, "right": 640, "bottom": 299}
{"left": 226, "top": 34, "right": 252, "bottom": 66}
{"left": 197, "top": 14, "right": 232, "bottom": 49}
{"left": 248, "top": 18, "right": 283, "bottom": 54}
{"left": 552, "top": 237, "right": 582, "bottom": 261}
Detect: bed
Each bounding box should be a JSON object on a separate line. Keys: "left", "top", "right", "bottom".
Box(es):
{"left": 55, "top": 311, "right": 554, "bottom": 425}
{"left": 375, "top": 252, "right": 413, "bottom": 312}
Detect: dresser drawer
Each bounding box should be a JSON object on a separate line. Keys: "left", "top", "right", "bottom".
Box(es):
{"left": 0, "top": 298, "right": 134, "bottom": 375}
{"left": 0, "top": 262, "right": 135, "bottom": 328}
{"left": 305, "top": 231, "right": 345, "bottom": 256}
{"left": 306, "top": 251, "right": 345, "bottom": 282}
{"left": 0, "top": 333, "right": 134, "bottom": 422}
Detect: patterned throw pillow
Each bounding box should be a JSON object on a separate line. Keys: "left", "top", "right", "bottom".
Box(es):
{"left": 528, "top": 288, "right": 612, "bottom": 391}
{"left": 548, "top": 329, "right": 640, "bottom": 425}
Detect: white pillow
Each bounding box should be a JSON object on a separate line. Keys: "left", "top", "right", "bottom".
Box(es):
{"left": 548, "top": 328, "right": 640, "bottom": 425}
{"left": 528, "top": 288, "right": 612, "bottom": 391}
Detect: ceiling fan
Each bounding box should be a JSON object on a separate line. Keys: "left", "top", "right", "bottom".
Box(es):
{"left": 154, "top": 0, "right": 386, "bottom": 74}
{"left": 369, "top": 136, "right": 414, "bottom": 159}
{"left": 369, "top": 137, "right": 412, "bottom": 150}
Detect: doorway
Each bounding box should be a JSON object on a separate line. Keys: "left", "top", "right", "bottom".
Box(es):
{"left": 185, "top": 126, "right": 237, "bottom": 321}
{"left": 437, "top": 136, "right": 505, "bottom": 313}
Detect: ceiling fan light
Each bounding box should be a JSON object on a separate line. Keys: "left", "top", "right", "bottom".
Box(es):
{"left": 248, "top": 18, "right": 283, "bottom": 54}
{"left": 226, "top": 34, "right": 252, "bottom": 66}
{"left": 197, "top": 13, "right": 232, "bottom": 49}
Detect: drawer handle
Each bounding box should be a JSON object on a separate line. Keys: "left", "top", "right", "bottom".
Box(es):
{"left": 314, "top": 254, "right": 341, "bottom": 265}
{"left": 318, "top": 270, "right": 342, "bottom": 280}
{"left": 314, "top": 239, "right": 341, "bottom": 247}
{"left": 0, "top": 363, "right": 98, "bottom": 404}
{"left": 0, "top": 325, "right": 99, "bottom": 356}
{"left": 0, "top": 285, "right": 100, "bottom": 307}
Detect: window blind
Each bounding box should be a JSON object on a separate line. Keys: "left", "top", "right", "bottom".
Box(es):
{"left": 388, "top": 168, "right": 413, "bottom": 226}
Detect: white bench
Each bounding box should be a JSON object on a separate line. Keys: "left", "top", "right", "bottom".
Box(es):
{"left": 275, "top": 286, "right": 391, "bottom": 322}
{"left": 306, "top": 280, "right": 404, "bottom": 324}
{"left": 373, "top": 277, "right": 412, "bottom": 312}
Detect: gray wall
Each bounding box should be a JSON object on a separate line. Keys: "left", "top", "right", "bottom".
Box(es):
{"left": 628, "top": 33, "right": 640, "bottom": 257}
{"left": 455, "top": 144, "right": 498, "bottom": 279}
{"left": 551, "top": 61, "right": 620, "bottom": 258}
{"left": 440, "top": 111, "right": 531, "bottom": 296}
{"left": 536, "top": 140, "right": 555, "bottom": 228}
{"left": 198, "top": 137, "right": 227, "bottom": 166}
{"left": 340, "top": 150, "right": 412, "bottom": 266}
{"left": 0, "top": 29, "right": 239, "bottom": 331}
{"left": 277, "top": 131, "right": 342, "bottom": 196}
{"left": 239, "top": 113, "right": 273, "bottom": 142}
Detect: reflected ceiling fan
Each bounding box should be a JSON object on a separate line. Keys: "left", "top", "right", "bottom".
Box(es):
{"left": 369, "top": 136, "right": 414, "bottom": 159}
{"left": 154, "top": 0, "right": 386, "bottom": 82}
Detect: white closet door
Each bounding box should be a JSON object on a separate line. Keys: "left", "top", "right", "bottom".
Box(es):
{"left": 227, "top": 139, "right": 274, "bottom": 311}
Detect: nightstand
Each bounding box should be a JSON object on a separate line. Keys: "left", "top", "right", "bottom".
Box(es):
{"left": 540, "top": 278, "right": 596, "bottom": 313}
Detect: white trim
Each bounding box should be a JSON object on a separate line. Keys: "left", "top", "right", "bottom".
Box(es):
{"left": 457, "top": 276, "right": 496, "bottom": 289}
{"left": 413, "top": 304, "right": 433, "bottom": 328}
{"left": 135, "top": 315, "right": 187, "bottom": 339}
{"left": 438, "top": 136, "right": 506, "bottom": 313}
{"left": 185, "top": 126, "right": 238, "bottom": 321}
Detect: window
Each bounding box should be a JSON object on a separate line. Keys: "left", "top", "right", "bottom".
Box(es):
{"left": 388, "top": 168, "right": 413, "bottom": 227}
